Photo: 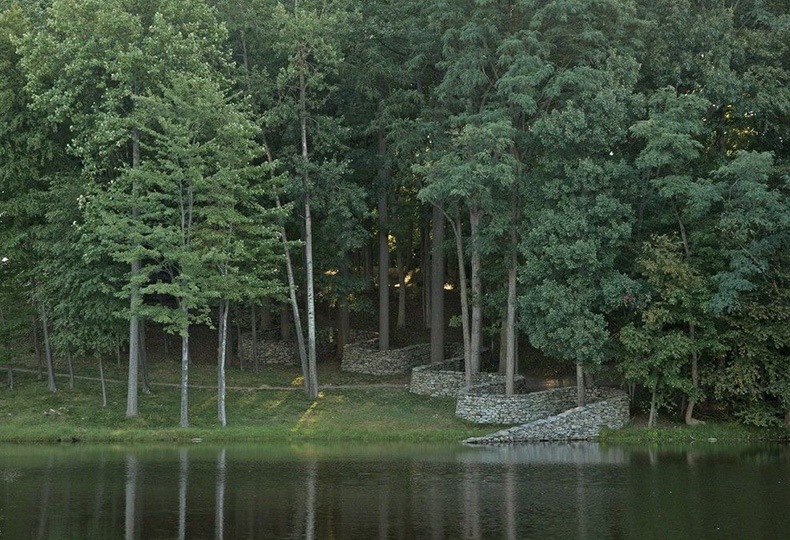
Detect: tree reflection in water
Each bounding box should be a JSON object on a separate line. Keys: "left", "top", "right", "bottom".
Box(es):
{"left": 1, "top": 443, "right": 788, "bottom": 539}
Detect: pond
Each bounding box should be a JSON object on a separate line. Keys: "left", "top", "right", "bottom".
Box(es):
{"left": 0, "top": 441, "right": 787, "bottom": 539}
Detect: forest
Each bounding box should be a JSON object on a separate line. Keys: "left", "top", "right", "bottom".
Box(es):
{"left": 0, "top": 0, "right": 787, "bottom": 430}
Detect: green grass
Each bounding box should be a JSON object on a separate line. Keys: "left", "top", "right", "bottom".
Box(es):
{"left": 0, "top": 364, "right": 495, "bottom": 444}
{"left": 599, "top": 419, "right": 790, "bottom": 444}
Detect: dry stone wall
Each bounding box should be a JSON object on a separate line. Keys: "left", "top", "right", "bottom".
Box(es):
{"left": 341, "top": 340, "right": 463, "bottom": 375}
{"left": 463, "top": 388, "right": 630, "bottom": 443}
{"left": 238, "top": 335, "right": 298, "bottom": 365}
{"left": 410, "top": 359, "right": 526, "bottom": 397}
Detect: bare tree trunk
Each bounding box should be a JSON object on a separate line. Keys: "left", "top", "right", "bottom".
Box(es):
{"left": 300, "top": 65, "right": 319, "bottom": 400}
{"left": 449, "top": 207, "right": 471, "bottom": 385}
{"left": 576, "top": 361, "right": 585, "bottom": 407}
{"left": 178, "top": 448, "right": 188, "bottom": 540}
{"left": 337, "top": 264, "right": 350, "bottom": 359}
{"left": 684, "top": 324, "right": 703, "bottom": 425}
{"left": 40, "top": 303, "right": 56, "bottom": 393}
{"left": 421, "top": 221, "right": 431, "bottom": 330}
{"left": 98, "top": 356, "right": 107, "bottom": 408}
{"left": 469, "top": 208, "right": 482, "bottom": 375}
{"left": 127, "top": 125, "right": 141, "bottom": 418}
{"left": 32, "top": 314, "right": 42, "bottom": 380}
{"left": 648, "top": 380, "right": 658, "bottom": 428}
{"left": 505, "top": 264, "right": 517, "bottom": 396}
{"left": 218, "top": 299, "right": 229, "bottom": 427}
{"left": 378, "top": 123, "right": 390, "bottom": 351}
{"left": 66, "top": 351, "right": 75, "bottom": 390}
{"left": 139, "top": 321, "right": 150, "bottom": 394}
{"left": 215, "top": 448, "right": 227, "bottom": 540}
{"left": 235, "top": 306, "right": 244, "bottom": 371}
{"left": 251, "top": 304, "right": 259, "bottom": 372}
{"left": 180, "top": 302, "right": 190, "bottom": 428}
{"left": 124, "top": 454, "right": 138, "bottom": 540}
{"left": 430, "top": 204, "right": 445, "bottom": 364}
{"left": 396, "top": 244, "right": 406, "bottom": 329}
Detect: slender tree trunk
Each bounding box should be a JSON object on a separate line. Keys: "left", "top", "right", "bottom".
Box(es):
{"left": 235, "top": 306, "right": 244, "bottom": 371}
{"left": 40, "top": 303, "right": 56, "bottom": 393}
{"left": 378, "top": 123, "right": 390, "bottom": 351}
{"left": 449, "top": 207, "right": 471, "bottom": 385}
{"left": 180, "top": 302, "right": 190, "bottom": 428}
{"left": 505, "top": 265, "right": 517, "bottom": 396}
{"left": 421, "top": 221, "right": 431, "bottom": 330}
{"left": 218, "top": 299, "right": 229, "bottom": 427}
{"left": 685, "top": 328, "right": 703, "bottom": 425}
{"left": 260, "top": 299, "right": 272, "bottom": 332}
{"left": 337, "top": 264, "right": 350, "bottom": 359}
{"left": 98, "top": 356, "right": 107, "bottom": 408}
{"left": 32, "top": 314, "right": 42, "bottom": 380}
{"left": 430, "top": 204, "right": 445, "bottom": 364}
{"left": 469, "top": 208, "right": 482, "bottom": 374}
{"left": 251, "top": 304, "right": 259, "bottom": 372}
{"left": 127, "top": 125, "right": 141, "bottom": 418}
{"left": 300, "top": 64, "right": 318, "bottom": 400}
{"left": 648, "top": 379, "right": 658, "bottom": 428}
{"left": 576, "top": 361, "right": 586, "bottom": 407}
{"left": 396, "top": 244, "right": 406, "bottom": 329}
{"left": 139, "top": 321, "right": 150, "bottom": 394}
{"left": 66, "top": 351, "right": 75, "bottom": 390}
{"left": 505, "top": 194, "right": 519, "bottom": 395}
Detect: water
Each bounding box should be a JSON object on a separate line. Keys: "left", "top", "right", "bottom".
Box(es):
{"left": 0, "top": 442, "right": 787, "bottom": 539}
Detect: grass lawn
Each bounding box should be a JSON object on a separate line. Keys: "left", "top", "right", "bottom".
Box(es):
{"left": 0, "top": 361, "right": 498, "bottom": 444}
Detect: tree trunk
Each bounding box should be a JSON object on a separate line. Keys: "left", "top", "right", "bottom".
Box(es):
{"left": 300, "top": 64, "right": 319, "bottom": 400}
{"left": 98, "top": 356, "right": 107, "bottom": 408}
{"left": 7, "top": 366, "right": 13, "bottom": 389}
{"left": 66, "top": 351, "right": 75, "bottom": 390}
{"left": 127, "top": 125, "right": 141, "bottom": 418}
{"left": 421, "top": 221, "right": 431, "bottom": 330}
{"left": 218, "top": 299, "right": 229, "bottom": 427}
{"left": 648, "top": 380, "right": 658, "bottom": 428}
{"left": 576, "top": 361, "right": 585, "bottom": 407}
{"left": 40, "top": 303, "right": 56, "bottom": 393}
{"left": 396, "top": 244, "right": 406, "bottom": 329}
{"left": 180, "top": 302, "right": 190, "bottom": 428}
{"left": 251, "top": 304, "right": 259, "bottom": 372}
{"left": 469, "top": 208, "right": 482, "bottom": 374}
{"left": 684, "top": 324, "right": 703, "bottom": 425}
{"left": 139, "top": 321, "right": 150, "bottom": 394}
{"left": 235, "top": 306, "right": 244, "bottom": 371}
{"left": 505, "top": 263, "right": 517, "bottom": 397}
{"left": 378, "top": 124, "right": 390, "bottom": 351}
{"left": 337, "top": 264, "right": 350, "bottom": 359}
{"left": 430, "top": 204, "right": 445, "bottom": 364}
{"left": 32, "top": 314, "right": 42, "bottom": 380}
{"left": 449, "top": 207, "right": 471, "bottom": 385}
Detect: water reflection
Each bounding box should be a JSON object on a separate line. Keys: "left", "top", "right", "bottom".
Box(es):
{"left": 0, "top": 442, "right": 788, "bottom": 539}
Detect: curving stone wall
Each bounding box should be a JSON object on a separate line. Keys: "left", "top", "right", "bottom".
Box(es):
{"left": 341, "top": 340, "right": 463, "bottom": 376}
{"left": 410, "top": 359, "right": 526, "bottom": 397}
{"left": 463, "top": 388, "right": 630, "bottom": 443}
{"left": 456, "top": 384, "right": 627, "bottom": 426}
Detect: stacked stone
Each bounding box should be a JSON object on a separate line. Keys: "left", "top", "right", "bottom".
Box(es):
{"left": 463, "top": 388, "right": 630, "bottom": 444}
{"left": 341, "top": 340, "right": 463, "bottom": 375}
{"left": 238, "top": 335, "right": 298, "bottom": 365}
{"left": 409, "top": 359, "right": 526, "bottom": 398}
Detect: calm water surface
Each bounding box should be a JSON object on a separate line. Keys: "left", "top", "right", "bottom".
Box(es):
{"left": 0, "top": 441, "right": 787, "bottom": 539}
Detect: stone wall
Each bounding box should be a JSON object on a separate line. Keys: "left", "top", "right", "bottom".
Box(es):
{"left": 456, "top": 384, "right": 626, "bottom": 425}
{"left": 238, "top": 335, "right": 298, "bottom": 365}
{"left": 409, "top": 359, "right": 526, "bottom": 397}
{"left": 463, "top": 388, "right": 630, "bottom": 443}
{"left": 341, "top": 340, "right": 463, "bottom": 375}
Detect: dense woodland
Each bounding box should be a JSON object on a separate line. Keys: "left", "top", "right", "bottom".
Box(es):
{"left": 0, "top": 0, "right": 787, "bottom": 428}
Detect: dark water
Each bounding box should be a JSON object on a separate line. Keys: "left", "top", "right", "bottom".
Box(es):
{"left": 0, "top": 441, "right": 788, "bottom": 539}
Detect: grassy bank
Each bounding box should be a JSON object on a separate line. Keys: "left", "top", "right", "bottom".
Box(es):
{"left": 0, "top": 363, "right": 498, "bottom": 444}
{"left": 600, "top": 419, "right": 790, "bottom": 444}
